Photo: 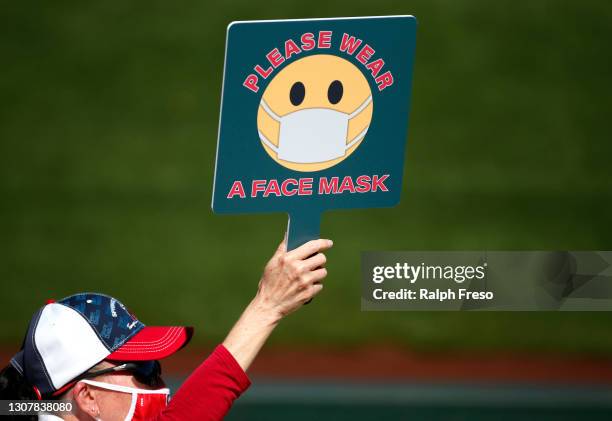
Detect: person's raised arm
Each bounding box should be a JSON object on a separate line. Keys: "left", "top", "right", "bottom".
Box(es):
{"left": 223, "top": 237, "right": 333, "bottom": 371}
{"left": 154, "top": 236, "right": 332, "bottom": 421}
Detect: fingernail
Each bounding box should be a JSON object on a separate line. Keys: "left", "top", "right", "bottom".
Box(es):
{"left": 328, "top": 239, "right": 334, "bottom": 246}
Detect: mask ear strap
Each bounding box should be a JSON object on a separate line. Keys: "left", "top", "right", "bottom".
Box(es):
{"left": 260, "top": 99, "right": 282, "bottom": 122}
{"left": 258, "top": 131, "right": 279, "bottom": 153}
{"left": 348, "top": 95, "right": 372, "bottom": 119}
{"left": 124, "top": 392, "right": 137, "bottom": 421}
{"left": 258, "top": 99, "right": 282, "bottom": 154}
{"left": 345, "top": 126, "right": 369, "bottom": 151}
{"left": 344, "top": 95, "right": 373, "bottom": 151}
{"left": 79, "top": 379, "right": 169, "bottom": 395}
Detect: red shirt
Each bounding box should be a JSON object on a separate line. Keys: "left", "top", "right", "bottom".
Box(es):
{"left": 153, "top": 345, "right": 251, "bottom": 420}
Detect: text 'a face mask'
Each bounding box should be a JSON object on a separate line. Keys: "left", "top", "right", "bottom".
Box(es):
{"left": 79, "top": 379, "right": 170, "bottom": 421}
{"left": 259, "top": 95, "right": 372, "bottom": 164}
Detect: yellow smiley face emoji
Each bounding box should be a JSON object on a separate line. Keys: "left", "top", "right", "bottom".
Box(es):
{"left": 257, "top": 54, "right": 373, "bottom": 172}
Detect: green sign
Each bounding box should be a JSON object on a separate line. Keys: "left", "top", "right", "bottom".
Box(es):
{"left": 212, "top": 16, "right": 417, "bottom": 249}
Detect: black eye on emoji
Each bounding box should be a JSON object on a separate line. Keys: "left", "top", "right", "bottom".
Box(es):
{"left": 289, "top": 81, "right": 305, "bottom": 106}
{"left": 327, "top": 80, "right": 343, "bottom": 104}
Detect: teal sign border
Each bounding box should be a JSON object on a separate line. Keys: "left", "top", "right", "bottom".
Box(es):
{"left": 212, "top": 16, "right": 417, "bottom": 249}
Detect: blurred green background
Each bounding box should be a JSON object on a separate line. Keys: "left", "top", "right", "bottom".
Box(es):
{"left": 1, "top": 0, "right": 611, "bottom": 354}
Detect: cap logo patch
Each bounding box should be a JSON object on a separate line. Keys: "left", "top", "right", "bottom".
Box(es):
{"left": 110, "top": 298, "right": 118, "bottom": 318}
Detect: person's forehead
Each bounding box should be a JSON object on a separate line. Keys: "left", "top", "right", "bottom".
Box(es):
{"left": 97, "top": 361, "right": 116, "bottom": 369}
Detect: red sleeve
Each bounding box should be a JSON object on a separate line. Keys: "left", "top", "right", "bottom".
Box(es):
{"left": 153, "top": 344, "right": 251, "bottom": 421}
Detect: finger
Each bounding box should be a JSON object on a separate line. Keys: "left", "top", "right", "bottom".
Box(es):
{"left": 288, "top": 239, "right": 333, "bottom": 260}
{"left": 303, "top": 283, "right": 324, "bottom": 302}
{"left": 305, "top": 267, "right": 328, "bottom": 284}
{"left": 304, "top": 253, "right": 326, "bottom": 270}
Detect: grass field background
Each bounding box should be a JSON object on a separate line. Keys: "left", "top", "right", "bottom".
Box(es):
{"left": 1, "top": 1, "right": 612, "bottom": 354}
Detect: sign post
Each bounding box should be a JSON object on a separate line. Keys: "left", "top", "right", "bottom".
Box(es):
{"left": 212, "top": 16, "right": 417, "bottom": 250}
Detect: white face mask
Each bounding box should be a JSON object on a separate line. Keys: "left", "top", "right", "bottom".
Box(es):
{"left": 259, "top": 95, "right": 372, "bottom": 164}
{"left": 79, "top": 379, "right": 170, "bottom": 421}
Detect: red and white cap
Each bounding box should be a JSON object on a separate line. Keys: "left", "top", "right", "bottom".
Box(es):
{"left": 10, "top": 293, "right": 193, "bottom": 397}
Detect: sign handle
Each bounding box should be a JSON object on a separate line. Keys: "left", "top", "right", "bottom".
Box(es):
{"left": 286, "top": 210, "right": 321, "bottom": 251}
{"left": 286, "top": 210, "right": 322, "bottom": 305}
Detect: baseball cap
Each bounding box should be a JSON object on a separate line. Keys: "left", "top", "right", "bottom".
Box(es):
{"left": 10, "top": 292, "right": 193, "bottom": 398}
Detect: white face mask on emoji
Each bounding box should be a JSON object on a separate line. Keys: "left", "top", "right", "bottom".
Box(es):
{"left": 258, "top": 95, "right": 372, "bottom": 164}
